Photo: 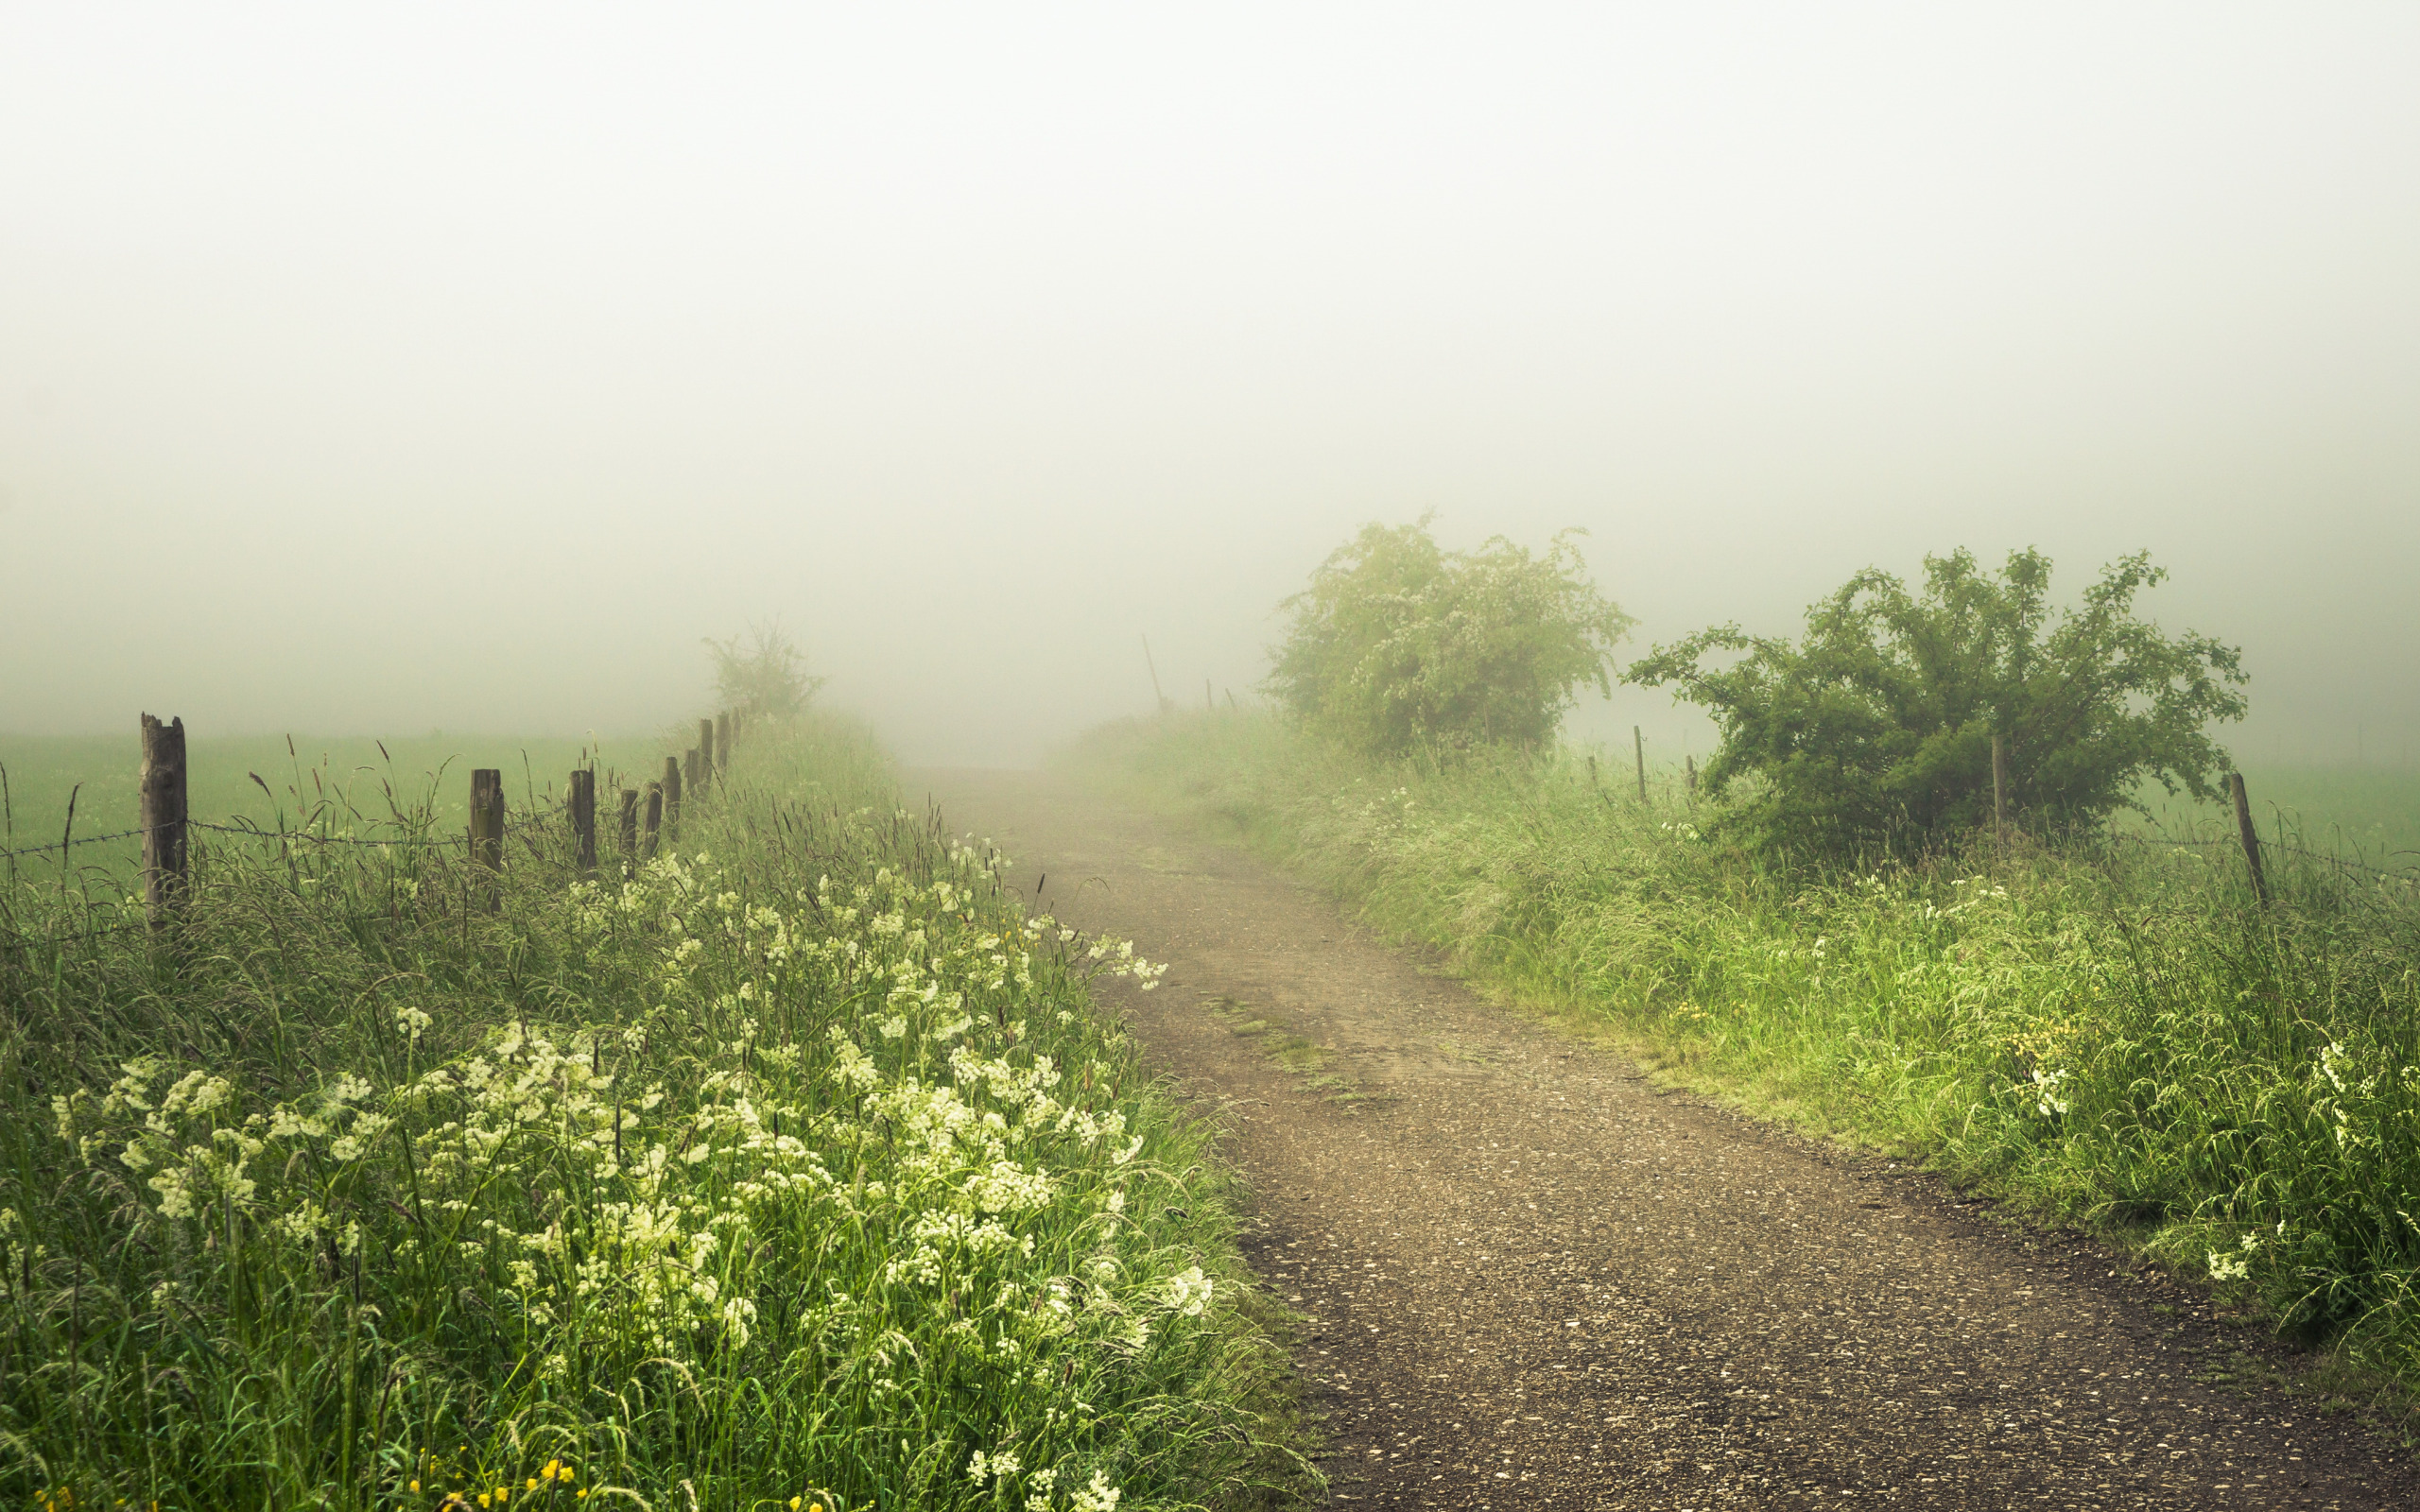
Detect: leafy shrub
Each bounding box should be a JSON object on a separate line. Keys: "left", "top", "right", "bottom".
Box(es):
{"left": 1264, "top": 517, "right": 1632, "bottom": 756}
{"left": 1627, "top": 548, "right": 2245, "bottom": 856}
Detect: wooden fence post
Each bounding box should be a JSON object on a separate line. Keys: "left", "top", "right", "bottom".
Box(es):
{"left": 699, "top": 719, "right": 716, "bottom": 791}
{"left": 663, "top": 756, "right": 683, "bottom": 842}
{"left": 2229, "top": 771, "right": 2270, "bottom": 906}
{"left": 1143, "top": 635, "right": 1168, "bottom": 713}
{"left": 1634, "top": 727, "right": 1647, "bottom": 802}
{"left": 470, "top": 768, "right": 505, "bottom": 912}
{"left": 716, "top": 711, "right": 731, "bottom": 772}
{"left": 619, "top": 787, "right": 639, "bottom": 867}
{"left": 1685, "top": 754, "right": 1698, "bottom": 799}
{"left": 139, "top": 713, "right": 188, "bottom": 929}
{"left": 643, "top": 781, "right": 664, "bottom": 857}
{"left": 568, "top": 768, "right": 596, "bottom": 876}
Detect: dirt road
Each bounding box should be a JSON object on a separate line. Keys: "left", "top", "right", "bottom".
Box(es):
{"left": 920, "top": 768, "right": 2416, "bottom": 1510}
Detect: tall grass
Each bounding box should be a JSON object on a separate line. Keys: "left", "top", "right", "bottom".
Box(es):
{"left": 1070, "top": 710, "right": 2420, "bottom": 1390}
{"left": 0, "top": 716, "right": 1308, "bottom": 1508}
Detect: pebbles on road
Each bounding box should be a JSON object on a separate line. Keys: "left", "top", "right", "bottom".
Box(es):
{"left": 921, "top": 769, "right": 2416, "bottom": 1510}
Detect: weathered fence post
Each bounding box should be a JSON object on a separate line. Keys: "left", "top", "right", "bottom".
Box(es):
{"left": 2229, "top": 771, "right": 2270, "bottom": 906}
{"left": 1634, "top": 726, "right": 1647, "bottom": 802}
{"left": 699, "top": 719, "right": 716, "bottom": 791}
{"left": 619, "top": 787, "right": 639, "bottom": 867}
{"left": 568, "top": 768, "right": 596, "bottom": 876}
{"left": 663, "top": 756, "right": 683, "bottom": 842}
{"left": 470, "top": 768, "right": 505, "bottom": 911}
{"left": 643, "top": 781, "right": 664, "bottom": 857}
{"left": 1143, "top": 635, "right": 1169, "bottom": 713}
{"left": 716, "top": 711, "right": 731, "bottom": 772}
{"left": 1685, "top": 753, "right": 1698, "bottom": 799}
{"left": 139, "top": 713, "right": 188, "bottom": 929}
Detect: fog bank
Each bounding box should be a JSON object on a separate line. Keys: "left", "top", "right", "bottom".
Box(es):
{"left": 6, "top": 6, "right": 2415, "bottom": 766}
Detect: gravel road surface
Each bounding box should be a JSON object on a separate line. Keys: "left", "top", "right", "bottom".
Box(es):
{"left": 921, "top": 768, "right": 2416, "bottom": 1510}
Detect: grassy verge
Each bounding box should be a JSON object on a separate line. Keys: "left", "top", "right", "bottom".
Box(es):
{"left": 1066, "top": 710, "right": 2420, "bottom": 1402}
{"left": 0, "top": 715, "right": 1311, "bottom": 1509}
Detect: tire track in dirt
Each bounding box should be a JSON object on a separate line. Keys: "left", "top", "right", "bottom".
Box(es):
{"left": 919, "top": 768, "right": 2416, "bottom": 1510}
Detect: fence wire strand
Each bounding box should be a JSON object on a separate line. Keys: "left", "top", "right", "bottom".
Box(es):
{"left": 2, "top": 807, "right": 571, "bottom": 859}
{"left": 2131, "top": 831, "right": 2420, "bottom": 884}
{"left": 0, "top": 824, "right": 170, "bottom": 860}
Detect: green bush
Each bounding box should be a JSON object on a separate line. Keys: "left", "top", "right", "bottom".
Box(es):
{"left": 1264, "top": 517, "right": 1632, "bottom": 757}
{"left": 1627, "top": 548, "right": 2245, "bottom": 856}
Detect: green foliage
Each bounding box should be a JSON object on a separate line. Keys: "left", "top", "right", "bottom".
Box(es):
{"left": 1628, "top": 549, "right": 2246, "bottom": 856}
{"left": 1263, "top": 517, "right": 1633, "bottom": 757}
{"left": 1070, "top": 708, "right": 2420, "bottom": 1396}
{"left": 703, "top": 621, "right": 827, "bottom": 722}
{"left": 0, "top": 717, "right": 1307, "bottom": 1509}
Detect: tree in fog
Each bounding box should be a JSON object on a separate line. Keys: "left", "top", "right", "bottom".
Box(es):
{"left": 1268, "top": 517, "right": 1633, "bottom": 756}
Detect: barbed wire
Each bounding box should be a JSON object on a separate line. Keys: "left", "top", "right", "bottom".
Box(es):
{"left": 186, "top": 819, "right": 461, "bottom": 849}
{"left": 0, "top": 823, "right": 169, "bottom": 861}
{"left": 2127, "top": 831, "right": 2420, "bottom": 884}
{"left": 190, "top": 816, "right": 563, "bottom": 848}
{"left": 0, "top": 807, "right": 573, "bottom": 860}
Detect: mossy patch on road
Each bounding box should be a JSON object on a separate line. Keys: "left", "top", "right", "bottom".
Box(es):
{"left": 1204, "top": 994, "right": 1378, "bottom": 1104}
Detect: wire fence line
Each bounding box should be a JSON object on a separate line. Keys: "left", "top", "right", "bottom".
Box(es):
{"left": 2, "top": 806, "right": 571, "bottom": 862}
{"left": 0, "top": 804, "right": 592, "bottom": 950}
{"left": 2129, "top": 831, "right": 2420, "bottom": 885}
{"left": 16, "top": 810, "right": 2411, "bottom": 879}
{"left": 187, "top": 809, "right": 566, "bottom": 848}
{"left": 0, "top": 823, "right": 170, "bottom": 860}
{"left": 5, "top": 708, "right": 745, "bottom": 956}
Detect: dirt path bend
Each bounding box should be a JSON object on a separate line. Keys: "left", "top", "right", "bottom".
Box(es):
{"left": 919, "top": 768, "right": 2415, "bottom": 1511}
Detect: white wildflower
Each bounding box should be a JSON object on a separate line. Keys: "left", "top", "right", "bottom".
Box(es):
{"left": 1165, "top": 1264, "right": 1215, "bottom": 1317}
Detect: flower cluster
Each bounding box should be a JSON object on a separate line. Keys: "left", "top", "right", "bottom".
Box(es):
{"left": 43, "top": 827, "right": 1210, "bottom": 1509}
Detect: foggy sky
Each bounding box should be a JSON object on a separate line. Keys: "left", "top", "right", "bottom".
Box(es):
{"left": 5, "top": 5, "right": 2417, "bottom": 767}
